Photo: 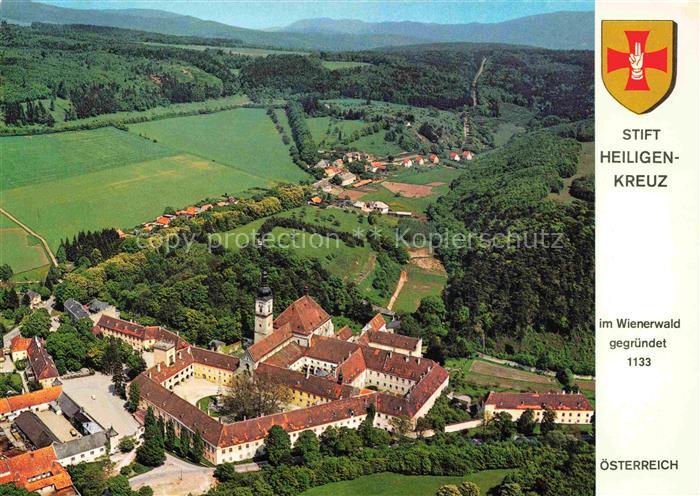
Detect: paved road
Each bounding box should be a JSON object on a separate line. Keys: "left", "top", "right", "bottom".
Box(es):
{"left": 130, "top": 454, "right": 215, "bottom": 496}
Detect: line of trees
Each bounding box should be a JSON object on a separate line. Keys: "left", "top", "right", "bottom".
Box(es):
{"left": 58, "top": 228, "right": 123, "bottom": 264}
{"left": 285, "top": 100, "right": 318, "bottom": 165}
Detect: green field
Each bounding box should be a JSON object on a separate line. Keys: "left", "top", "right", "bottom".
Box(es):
{"left": 346, "top": 132, "right": 404, "bottom": 157}
{"left": 301, "top": 470, "right": 513, "bottom": 496}
{"left": 307, "top": 117, "right": 368, "bottom": 146}
{"left": 389, "top": 166, "right": 463, "bottom": 185}
{"left": 550, "top": 141, "right": 594, "bottom": 203}
{"left": 393, "top": 263, "right": 448, "bottom": 314}
{"left": 1, "top": 153, "right": 267, "bottom": 251}
{"left": 1, "top": 127, "right": 172, "bottom": 190}
{"left": 0, "top": 212, "right": 50, "bottom": 277}
{"left": 129, "top": 108, "right": 308, "bottom": 183}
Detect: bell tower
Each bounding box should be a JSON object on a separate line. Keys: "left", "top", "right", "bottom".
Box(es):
{"left": 254, "top": 269, "right": 274, "bottom": 343}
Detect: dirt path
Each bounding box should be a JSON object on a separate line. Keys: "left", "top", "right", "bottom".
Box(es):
{"left": 0, "top": 208, "right": 57, "bottom": 266}
{"left": 354, "top": 253, "right": 377, "bottom": 286}
{"left": 387, "top": 270, "right": 408, "bottom": 311}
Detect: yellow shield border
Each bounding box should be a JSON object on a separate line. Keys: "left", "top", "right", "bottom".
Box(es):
{"left": 601, "top": 20, "right": 677, "bottom": 114}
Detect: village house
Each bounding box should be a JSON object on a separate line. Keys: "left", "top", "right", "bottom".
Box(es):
{"left": 25, "top": 337, "right": 60, "bottom": 388}
{"left": 401, "top": 158, "right": 413, "bottom": 168}
{"left": 314, "top": 159, "right": 331, "bottom": 169}
{"left": 368, "top": 161, "right": 386, "bottom": 173}
{"left": 449, "top": 151, "right": 461, "bottom": 161}
{"left": 366, "top": 201, "right": 389, "bottom": 214}
{"left": 308, "top": 196, "right": 323, "bottom": 206}
{"left": 483, "top": 391, "right": 594, "bottom": 424}
{"left": 337, "top": 172, "right": 357, "bottom": 186}
{"left": 64, "top": 298, "right": 89, "bottom": 323}
{"left": 0, "top": 386, "right": 63, "bottom": 422}
{"left": 23, "top": 291, "right": 41, "bottom": 309}
{"left": 414, "top": 155, "right": 425, "bottom": 165}
{"left": 9, "top": 335, "right": 32, "bottom": 362}
{"left": 462, "top": 150, "right": 474, "bottom": 161}
{"left": 429, "top": 154, "right": 440, "bottom": 164}
{"left": 333, "top": 158, "right": 345, "bottom": 168}
{"left": 0, "top": 446, "right": 77, "bottom": 495}
{"left": 324, "top": 167, "right": 342, "bottom": 178}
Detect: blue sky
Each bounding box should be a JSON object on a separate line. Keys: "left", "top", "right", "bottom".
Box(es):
{"left": 37, "top": 1, "right": 594, "bottom": 30}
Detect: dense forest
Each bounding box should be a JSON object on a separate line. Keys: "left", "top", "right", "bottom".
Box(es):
{"left": 428, "top": 130, "right": 594, "bottom": 374}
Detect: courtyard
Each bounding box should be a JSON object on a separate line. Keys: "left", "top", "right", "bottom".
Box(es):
{"left": 60, "top": 373, "right": 140, "bottom": 442}
{"left": 172, "top": 377, "right": 222, "bottom": 406}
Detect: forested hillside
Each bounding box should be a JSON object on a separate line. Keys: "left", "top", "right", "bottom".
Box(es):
{"left": 1, "top": 22, "right": 593, "bottom": 129}
{"left": 428, "top": 131, "right": 594, "bottom": 374}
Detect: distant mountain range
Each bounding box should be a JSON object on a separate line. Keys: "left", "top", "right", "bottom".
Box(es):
{"left": 1, "top": 0, "right": 593, "bottom": 51}
{"left": 279, "top": 12, "right": 593, "bottom": 50}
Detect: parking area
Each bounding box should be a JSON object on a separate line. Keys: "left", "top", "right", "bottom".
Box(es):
{"left": 172, "top": 378, "right": 222, "bottom": 406}
{"left": 60, "top": 373, "right": 140, "bottom": 441}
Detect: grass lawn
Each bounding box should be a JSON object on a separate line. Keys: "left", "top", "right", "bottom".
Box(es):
{"left": 0, "top": 127, "right": 172, "bottom": 191}
{"left": 390, "top": 166, "right": 463, "bottom": 186}
{"left": 129, "top": 108, "right": 308, "bottom": 183}
{"left": 1, "top": 153, "right": 267, "bottom": 251}
{"left": 357, "top": 185, "right": 442, "bottom": 215}
{"left": 0, "top": 213, "right": 50, "bottom": 276}
{"left": 346, "top": 132, "right": 405, "bottom": 157}
{"left": 196, "top": 395, "right": 221, "bottom": 416}
{"left": 301, "top": 470, "right": 513, "bottom": 496}
{"left": 393, "top": 263, "right": 447, "bottom": 314}
{"left": 307, "top": 117, "right": 368, "bottom": 146}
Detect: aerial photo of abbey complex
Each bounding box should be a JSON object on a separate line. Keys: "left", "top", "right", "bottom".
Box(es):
{"left": 0, "top": 1, "right": 595, "bottom": 495}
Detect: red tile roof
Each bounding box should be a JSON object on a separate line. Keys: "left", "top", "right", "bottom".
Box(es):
{"left": 10, "top": 335, "right": 32, "bottom": 353}
{"left": 256, "top": 363, "right": 356, "bottom": 401}
{"left": 363, "top": 330, "right": 420, "bottom": 352}
{"left": 335, "top": 326, "right": 353, "bottom": 341}
{"left": 0, "top": 386, "right": 62, "bottom": 415}
{"left": 335, "top": 348, "right": 366, "bottom": 384}
{"left": 247, "top": 324, "right": 293, "bottom": 362}
{"left": 156, "top": 216, "right": 171, "bottom": 226}
{"left": 218, "top": 394, "right": 377, "bottom": 447}
{"left": 0, "top": 446, "right": 74, "bottom": 494}
{"left": 27, "top": 337, "right": 59, "bottom": 381}
{"left": 93, "top": 316, "right": 189, "bottom": 349}
{"left": 366, "top": 313, "right": 386, "bottom": 332}
{"left": 485, "top": 392, "right": 593, "bottom": 411}
{"left": 191, "top": 347, "right": 239, "bottom": 371}
{"left": 273, "top": 296, "right": 331, "bottom": 336}
{"left": 306, "top": 335, "right": 359, "bottom": 364}
{"left": 263, "top": 342, "right": 306, "bottom": 368}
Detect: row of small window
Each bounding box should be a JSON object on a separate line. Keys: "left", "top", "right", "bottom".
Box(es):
{"left": 69, "top": 447, "right": 105, "bottom": 462}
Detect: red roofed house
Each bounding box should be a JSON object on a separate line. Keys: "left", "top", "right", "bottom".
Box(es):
{"left": 363, "top": 313, "right": 387, "bottom": 333}
{"left": 428, "top": 154, "right": 440, "bottom": 164}
{"left": 155, "top": 216, "right": 171, "bottom": 227}
{"left": 401, "top": 158, "right": 413, "bottom": 168}
{"left": 415, "top": 155, "right": 425, "bottom": 165}
{"left": 462, "top": 150, "right": 474, "bottom": 161}
{"left": 10, "top": 335, "right": 32, "bottom": 361}
{"left": 0, "top": 386, "right": 63, "bottom": 421}
{"left": 484, "top": 391, "right": 594, "bottom": 424}
{"left": 26, "top": 337, "right": 60, "bottom": 388}
{"left": 449, "top": 151, "right": 461, "bottom": 161}
{"left": 0, "top": 446, "right": 76, "bottom": 495}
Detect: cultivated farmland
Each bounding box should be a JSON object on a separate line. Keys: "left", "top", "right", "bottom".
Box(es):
{"left": 1, "top": 154, "right": 266, "bottom": 251}
{"left": 129, "top": 108, "right": 308, "bottom": 183}
{"left": 0, "top": 213, "right": 50, "bottom": 278}
{"left": 0, "top": 127, "right": 172, "bottom": 190}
